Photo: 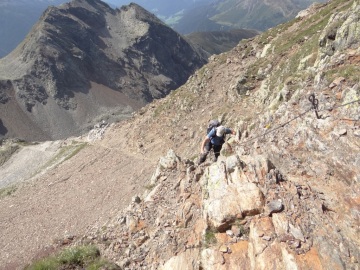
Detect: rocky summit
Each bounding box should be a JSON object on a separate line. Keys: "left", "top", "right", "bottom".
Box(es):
{"left": 0, "top": 0, "right": 359, "bottom": 269}
{"left": 0, "top": 0, "right": 206, "bottom": 141}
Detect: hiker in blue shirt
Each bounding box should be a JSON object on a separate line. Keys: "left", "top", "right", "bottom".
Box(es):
{"left": 199, "top": 125, "right": 235, "bottom": 164}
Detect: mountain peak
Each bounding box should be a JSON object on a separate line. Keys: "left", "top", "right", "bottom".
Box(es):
{"left": 0, "top": 1, "right": 206, "bottom": 141}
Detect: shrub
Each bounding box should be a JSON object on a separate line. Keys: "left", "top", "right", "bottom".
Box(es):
{"left": 25, "top": 245, "right": 119, "bottom": 270}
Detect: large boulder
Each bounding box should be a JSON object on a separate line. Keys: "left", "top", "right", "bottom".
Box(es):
{"left": 201, "top": 162, "right": 265, "bottom": 230}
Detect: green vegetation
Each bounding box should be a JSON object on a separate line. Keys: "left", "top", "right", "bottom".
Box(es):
{"left": 0, "top": 144, "right": 19, "bottom": 166}
{"left": 325, "top": 64, "right": 360, "bottom": 84}
{"left": 63, "top": 141, "right": 88, "bottom": 162}
{"left": 144, "top": 183, "right": 156, "bottom": 190}
{"left": 245, "top": 0, "right": 353, "bottom": 102}
{"left": 0, "top": 185, "right": 17, "bottom": 199}
{"left": 25, "top": 245, "right": 119, "bottom": 270}
{"left": 203, "top": 228, "right": 217, "bottom": 248}
{"left": 43, "top": 141, "right": 88, "bottom": 170}
{"left": 232, "top": 219, "right": 250, "bottom": 237}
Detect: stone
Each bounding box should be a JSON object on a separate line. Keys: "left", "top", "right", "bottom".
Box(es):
{"left": 329, "top": 77, "right": 345, "bottom": 88}
{"left": 132, "top": 195, "right": 141, "bottom": 204}
{"left": 226, "top": 155, "right": 241, "bottom": 173}
{"left": 202, "top": 162, "right": 265, "bottom": 229}
{"left": 289, "top": 224, "right": 305, "bottom": 242}
{"left": 201, "top": 249, "right": 225, "bottom": 268}
{"left": 226, "top": 230, "right": 234, "bottom": 237}
{"left": 219, "top": 245, "right": 229, "bottom": 253}
{"left": 264, "top": 200, "right": 283, "bottom": 216}
{"left": 262, "top": 235, "right": 271, "bottom": 241}
{"left": 231, "top": 225, "right": 241, "bottom": 237}
{"left": 335, "top": 129, "right": 347, "bottom": 136}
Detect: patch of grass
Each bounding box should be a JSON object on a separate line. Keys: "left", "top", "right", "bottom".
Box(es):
{"left": 63, "top": 142, "right": 88, "bottom": 162}
{"left": 0, "top": 185, "right": 17, "bottom": 199}
{"left": 0, "top": 144, "right": 19, "bottom": 166}
{"left": 232, "top": 219, "right": 250, "bottom": 237}
{"left": 238, "top": 225, "right": 250, "bottom": 237}
{"left": 144, "top": 183, "right": 156, "bottom": 190}
{"left": 324, "top": 64, "right": 360, "bottom": 85}
{"left": 43, "top": 141, "right": 88, "bottom": 169}
{"left": 203, "top": 228, "right": 218, "bottom": 248}
{"left": 25, "top": 245, "right": 119, "bottom": 270}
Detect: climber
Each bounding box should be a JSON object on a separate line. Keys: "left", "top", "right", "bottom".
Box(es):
{"left": 199, "top": 124, "right": 236, "bottom": 164}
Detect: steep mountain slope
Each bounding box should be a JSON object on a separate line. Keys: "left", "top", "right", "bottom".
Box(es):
{"left": 186, "top": 29, "right": 260, "bottom": 56}
{"left": 0, "top": 0, "right": 206, "bottom": 141}
{"left": 0, "top": 0, "right": 359, "bottom": 269}
{"left": 173, "top": 0, "right": 328, "bottom": 33}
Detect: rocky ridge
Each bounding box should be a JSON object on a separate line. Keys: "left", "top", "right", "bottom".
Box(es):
{"left": 0, "top": 0, "right": 359, "bottom": 269}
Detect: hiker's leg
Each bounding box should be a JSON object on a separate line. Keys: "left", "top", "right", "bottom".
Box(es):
{"left": 199, "top": 142, "right": 212, "bottom": 164}
{"left": 213, "top": 144, "right": 222, "bottom": 161}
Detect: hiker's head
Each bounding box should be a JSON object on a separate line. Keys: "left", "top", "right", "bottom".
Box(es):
{"left": 216, "top": 126, "right": 226, "bottom": 137}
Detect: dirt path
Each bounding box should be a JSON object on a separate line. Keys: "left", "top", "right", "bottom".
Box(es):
{"left": 0, "top": 125, "right": 158, "bottom": 269}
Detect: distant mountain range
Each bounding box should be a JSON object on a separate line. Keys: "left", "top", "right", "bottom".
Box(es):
{"left": 0, "top": 0, "right": 326, "bottom": 58}
{"left": 173, "top": 0, "right": 328, "bottom": 34}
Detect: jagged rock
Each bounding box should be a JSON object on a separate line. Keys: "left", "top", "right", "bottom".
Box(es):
{"left": 225, "top": 155, "right": 241, "bottom": 173}
{"left": 226, "top": 230, "right": 234, "bottom": 237}
{"left": 159, "top": 149, "right": 180, "bottom": 170}
{"left": 315, "top": 236, "right": 347, "bottom": 270}
{"left": 160, "top": 249, "right": 200, "bottom": 270}
{"left": 264, "top": 200, "right": 284, "bottom": 216}
{"left": 150, "top": 149, "right": 180, "bottom": 184}
{"left": 132, "top": 195, "right": 141, "bottom": 204}
{"left": 202, "top": 162, "right": 265, "bottom": 230}
{"left": 271, "top": 213, "right": 289, "bottom": 236}
{"left": 289, "top": 224, "right": 305, "bottom": 242}
{"left": 201, "top": 249, "right": 225, "bottom": 269}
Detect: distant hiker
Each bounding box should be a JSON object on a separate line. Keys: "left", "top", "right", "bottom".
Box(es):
{"left": 199, "top": 121, "right": 236, "bottom": 164}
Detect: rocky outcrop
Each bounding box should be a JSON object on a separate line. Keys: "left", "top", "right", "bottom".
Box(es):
{"left": 80, "top": 142, "right": 358, "bottom": 269}
{"left": 0, "top": 0, "right": 206, "bottom": 141}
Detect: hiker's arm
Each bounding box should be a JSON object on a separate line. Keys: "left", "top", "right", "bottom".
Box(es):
{"left": 226, "top": 128, "right": 236, "bottom": 135}
{"left": 200, "top": 137, "right": 210, "bottom": 153}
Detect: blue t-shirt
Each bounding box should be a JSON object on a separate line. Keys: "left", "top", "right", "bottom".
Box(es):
{"left": 207, "top": 127, "right": 232, "bottom": 145}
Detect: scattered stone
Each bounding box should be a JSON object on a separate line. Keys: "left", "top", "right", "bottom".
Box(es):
{"left": 291, "top": 240, "right": 301, "bottom": 249}
{"left": 231, "top": 226, "right": 241, "bottom": 237}
{"left": 132, "top": 195, "right": 141, "bottom": 204}
{"left": 262, "top": 235, "right": 271, "bottom": 241}
{"left": 219, "top": 245, "right": 228, "bottom": 253}
{"left": 289, "top": 224, "right": 305, "bottom": 242}
{"left": 329, "top": 77, "right": 345, "bottom": 88}
{"left": 264, "top": 200, "right": 283, "bottom": 216}
{"left": 333, "top": 128, "right": 347, "bottom": 136}
{"left": 226, "top": 230, "right": 234, "bottom": 237}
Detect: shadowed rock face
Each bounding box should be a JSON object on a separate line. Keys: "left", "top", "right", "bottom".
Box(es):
{"left": 0, "top": 0, "right": 207, "bottom": 141}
